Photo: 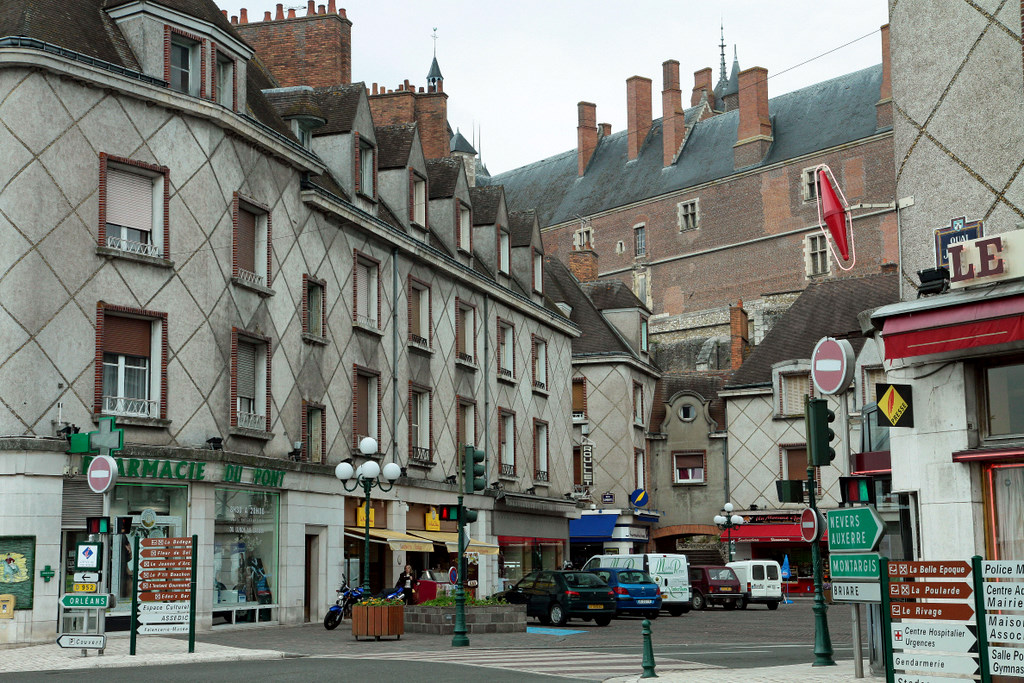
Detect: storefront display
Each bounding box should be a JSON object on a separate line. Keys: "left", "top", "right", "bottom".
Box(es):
{"left": 985, "top": 463, "right": 1024, "bottom": 559}
{"left": 497, "top": 536, "right": 563, "bottom": 585}
{"left": 213, "top": 489, "right": 279, "bottom": 624}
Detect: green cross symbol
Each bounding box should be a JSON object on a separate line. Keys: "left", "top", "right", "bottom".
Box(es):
{"left": 39, "top": 565, "right": 55, "bottom": 582}
{"left": 67, "top": 416, "right": 124, "bottom": 455}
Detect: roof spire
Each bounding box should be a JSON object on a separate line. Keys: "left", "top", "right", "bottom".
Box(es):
{"left": 719, "top": 21, "right": 727, "bottom": 84}
{"left": 432, "top": 27, "right": 438, "bottom": 57}
{"left": 427, "top": 27, "right": 443, "bottom": 92}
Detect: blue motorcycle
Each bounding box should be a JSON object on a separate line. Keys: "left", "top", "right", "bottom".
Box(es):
{"left": 323, "top": 575, "right": 363, "bottom": 630}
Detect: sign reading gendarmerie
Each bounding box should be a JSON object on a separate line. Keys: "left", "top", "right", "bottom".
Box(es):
{"left": 81, "top": 456, "right": 285, "bottom": 488}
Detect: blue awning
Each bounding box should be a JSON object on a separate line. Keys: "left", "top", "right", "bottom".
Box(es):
{"left": 569, "top": 514, "right": 619, "bottom": 541}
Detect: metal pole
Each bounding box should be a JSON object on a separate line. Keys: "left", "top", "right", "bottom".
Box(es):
{"left": 972, "top": 555, "right": 991, "bottom": 683}
{"left": 879, "top": 557, "right": 894, "bottom": 683}
{"left": 362, "top": 480, "right": 372, "bottom": 594}
{"left": 129, "top": 534, "right": 139, "bottom": 656}
{"left": 641, "top": 618, "right": 657, "bottom": 678}
{"left": 452, "top": 494, "right": 469, "bottom": 647}
{"left": 808, "top": 463, "right": 835, "bottom": 666}
{"left": 727, "top": 525, "right": 733, "bottom": 562}
{"left": 852, "top": 603, "right": 863, "bottom": 677}
{"left": 188, "top": 534, "right": 197, "bottom": 654}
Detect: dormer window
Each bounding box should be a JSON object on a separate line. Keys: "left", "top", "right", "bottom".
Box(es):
{"left": 216, "top": 54, "right": 235, "bottom": 109}
{"left": 411, "top": 172, "right": 427, "bottom": 227}
{"left": 457, "top": 201, "right": 472, "bottom": 253}
{"left": 291, "top": 120, "right": 312, "bottom": 150}
{"left": 355, "top": 136, "right": 376, "bottom": 200}
{"left": 641, "top": 319, "right": 649, "bottom": 352}
{"left": 532, "top": 250, "right": 544, "bottom": 293}
{"left": 499, "top": 228, "right": 510, "bottom": 274}
{"left": 169, "top": 34, "right": 201, "bottom": 96}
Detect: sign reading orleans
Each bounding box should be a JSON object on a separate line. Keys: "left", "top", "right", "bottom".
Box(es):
{"left": 81, "top": 456, "right": 284, "bottom": 487}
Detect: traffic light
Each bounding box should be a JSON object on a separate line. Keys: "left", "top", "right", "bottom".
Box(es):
{"left": 462, "top": 508, "right": 478, "bottom": 524}
{"left": 115, "top": 516, "right": 133, "bottom": 534}
{"left": 85, "top": 516, "right": 110, "bottom": 534}
{"left": 776, "top": 479, "right": 805, "bottom": 503}
{"left": 438, "top": 505, "right": 460, "bottom": 521}
{"left": 806, "top": 398, "right": 837, "bottom": 466}
{"left": 839, "top": 477, "right": 876, "bottom": 506}
{"left": 463, "top": 445, "right": 486, "bottom": 494}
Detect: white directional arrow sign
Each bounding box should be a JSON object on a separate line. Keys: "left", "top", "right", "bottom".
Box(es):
{"left": 137, "top": 602, "right": 189, "bottom": 614}
{"left": 56, "top": 634, "right": 106, "bottom": 649}
{"left": 138, "top": 612, "right": 190, "bottom": 624}
{"left": 893, "top": 652, "right": 979, "bottom": 677}
{"left": 891, "top": 622, "right": 978, "bottom": 653}
{"left": 137, "top": 623, "right": 189, "bottom": 635}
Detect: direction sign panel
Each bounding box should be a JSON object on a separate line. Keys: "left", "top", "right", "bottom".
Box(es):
{"left": 830, "top": 553, "right": 881, "bottom": 581}
{"left": 138, "top": 558, "right": 192, "bottom": 569}
{"left": 983, "top": 582, "right": 1024, "bottom": 610}
{"left": 138, "top": 612, "right": 190, "bottom": 624}
{"left": 139, "top": 569, "right": 191, "bottom": 581}
{"left": 139, "top": 547, "right": 191, "bottom": 558}
{"left": 141, "top": 537, "right": 192, "bottom": 547}
{"left": 811, "top": 337, "right": 855, "bottom": 395}
{"left": 888, "top": 560, "right": 972, "bottom": 579}
{"left": 73, "top": 572, "right": 99, "bottom": 583}
{"left": 889, "top": 581, "right": 973, "bottom": 600}
{"left": 891, "top": 601, "right": 975, "bottom": 621}
{"left": 138, "top": 590, "right": 191, "bottom": 602}
{"left": 891, "top": 622, "right": 978, "bottom": 653}
{"left": 893, "top": 652, "right": 979, "bottom": 676}
{"left": 831, "top": 581, "right": 881, "bottom": 603}
{"left": 138, "top": 581, "right": 191, "bottom": 591}
{"left": 983, "top": 560, "right": 1024, "bottom": 579}
{"left": 137, "top": 624, "right": 189, "bottom": 635}
{"left": 56, "top": 634, "right": 106, "bottom": 649}
{"left": 987, "top": 614, "right": 1024, "bottom": 644}
{"left": 60, "top": 593, "right": 109, "bottom": 609}
{"left": 137, "top": 601, "right": 190, "bottom": 614}
{"left": 827, "top": 507, "right": 885, "bottom": 552}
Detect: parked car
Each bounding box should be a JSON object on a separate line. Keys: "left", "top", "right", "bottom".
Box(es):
{"left": 589, "top": 567, "right": 662, "bottom": 618}
{"left": 727, "top": 560, "right": 783, "bottom": 610}
{"left": 583, "top": 553, "right": 691, "bottom": 615}
{"left": 499, "top": 570, "right": 617, "bottom": 626}
{"left": 688, "top": 565, "right": 743, "bottom": 610}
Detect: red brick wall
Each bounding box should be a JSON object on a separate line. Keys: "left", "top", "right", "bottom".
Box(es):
{"left": 369, "top": 91, "right": 449, "bottom": 160}
{"left": 235, "top": 13, "right": 352, "bottom": 88}
{"left": 627, "top": 76, "right": 652, "bottom": 161}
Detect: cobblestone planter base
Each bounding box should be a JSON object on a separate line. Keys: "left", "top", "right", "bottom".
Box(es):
{"left": 403, "top": 604, "right": 527, "bottom": 634}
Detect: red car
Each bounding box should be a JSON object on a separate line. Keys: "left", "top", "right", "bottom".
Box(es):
{"left": 688, "top": 566, "right": 743, "bottom": 610}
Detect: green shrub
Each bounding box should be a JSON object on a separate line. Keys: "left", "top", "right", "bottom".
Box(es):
{"left": 419, "top": 595, "right": 508, "bottom": 607}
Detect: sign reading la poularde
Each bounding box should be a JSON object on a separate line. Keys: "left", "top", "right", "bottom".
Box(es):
{"left": 81, "top": 455, "right": 285, "bottom": 488}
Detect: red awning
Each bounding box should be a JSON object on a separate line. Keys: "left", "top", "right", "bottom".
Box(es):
{"left": 952, "top": 447, "right": 1024, "bottom": 463}
{"left": 720, "top": 523, "right": 828, "bottom": 543}
{"left": 881, "top": 295, "right": 1024, "bottom": 360}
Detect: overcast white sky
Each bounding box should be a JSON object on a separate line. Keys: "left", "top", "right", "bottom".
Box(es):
{"left": 215, "top": 1, "right": 889, "bottom": 174}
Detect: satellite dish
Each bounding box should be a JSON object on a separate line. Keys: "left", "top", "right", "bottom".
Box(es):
{"left": 816, "top": 165, "right": 856, "bottom": 271}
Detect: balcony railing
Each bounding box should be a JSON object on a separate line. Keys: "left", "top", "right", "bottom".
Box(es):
{"left": 572, "top": 411, "right": 587, "bottom": 421}
{"left": 409, "top": 333, "right": 427, "bottom": 347}
{"left": 236, "top": 267, "right": 265, "bottom": 288}
{"left": 500, "top": 463, "right": 515, "bottom": 477}
{"left": 534, "top": 469, "right": 549, "bottom": 482}
{"left": 106, "top": 234, "right": 163, "bottom": 259}
{"left": 410, "top": 446, "right": 432, "bottom": 463}
{"left": 355, "top": 313, "right": 378, "bottom": 328}
{"left": 103, "top": 395, "right": 158, "bottom": 418}
{"left": 533, "top": 380, "right": 546, "bottom": 391}
{"left": 236, "top": 411, "right": 266, "bottom": 431}
{"left": 456, "top": 351, "right": 474, "bottom": 364}
{"left": 498, "top": 367, "right": 512, "bottom": 379}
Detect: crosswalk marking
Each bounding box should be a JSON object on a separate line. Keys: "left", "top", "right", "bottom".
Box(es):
{"left": 322, "top": 648, "right": 719, "bottom": 680}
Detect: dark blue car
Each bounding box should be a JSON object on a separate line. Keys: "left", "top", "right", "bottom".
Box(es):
{"left": 590, "top": 567, "right": 662, "bottom": 618}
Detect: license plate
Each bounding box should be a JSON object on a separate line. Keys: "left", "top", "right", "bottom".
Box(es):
{"left": 720, "top": 587, "right": 733, "bottom": 592}
{"left": 588, "top": 604, "right": 603, "bottom": 610}
{"left": 636, "top": 599, "right": 653, "bottom": 604}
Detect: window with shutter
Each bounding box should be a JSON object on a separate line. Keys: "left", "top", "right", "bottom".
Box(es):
{"left": 635, "top": 449, "right": 646, "bottom": 489}
{"left": 106, "top": 170, "right": 153, "bottom": 235}
{"left": 572, "top": 379, "right": 586, "bottom": 418}
{"left": 784, "top": 447, "right": 808, "bottom": 479}
{"left": 101, "top": 315, "right": 155, "bottom": 417}
{"left": 105, "top": 164, "right": 166, "bottom": 259}
{"left": 409, "top": 286, "right": 421, "bottom": 337}
{"left": 573, "top": 447, "right": 582, "bottom": 485}
{"left": 499, "top": 411, "right": 515, "bottom": 473}
{"left": 673, "top": 452, "right": 705, "bottom": 483}
{"left": 236, "top": 341, "right": 257, "bottom": 414}
{"left": 306, "top": 279, "right": 324, "bottom": 337}
{"left": 236, "top": 208, "right": 257, "bottom": 274}
{"left": 534, "top": 421, "right": 548, "bottom": 481}
{"left": 781, "top": 373, "right": 811, "bottom": 415}
{"left": 308, "top": 407, "right": 323, "bottom": 463}
{"left": 355, "top": 374, "right": 370, "bottom": 439}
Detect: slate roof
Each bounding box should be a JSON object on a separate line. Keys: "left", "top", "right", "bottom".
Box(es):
{"left": 425, "top": 157, "right": 462, "bottom": 199}
{"left": 651, "top": 371, "right": 732, "bottom": 432}
{"left": 488, "top": 65, "right": 885, "bottom": 227}
{"left": 579, "top": 280, "right": 650, "bottom": 314}
{"left": 105, "top": 0, "right": 242, "bottom": 42}
{"left": 262, "top": 86, "right": 325, "bottom": 123}
{"left": 308, "top": 172, "right": 350, "bottom": 202}
{"left": 427, "top": 55, "right": 443, "bottom": 81}
{"left": 1, "top": 1, "right": 139, "bottom": 68}
{"left": 245, "top": 60, "right": 292, "bottom": 138}
{"left": 376, "top": 124, "right": 417, "bottom": 170}
{"left": 451, "top": 130, "right": 476, "bottom": 154}
{"left": 727, "top": 271, "right": 899, "bottom": 387}
{"left": 508, "top": 210, "right": 536, "bottom": 248}
{"left": 468, "top": 185, "right": 503, "bottom": 225}
{"left": 311, "top": 83, "right": 365, "bottom": 135}
{"left": 714, "top": 51, "right": 740, "bottom": 99}
{"left": 544, "top": 257, "right": 632, "bottom": 357}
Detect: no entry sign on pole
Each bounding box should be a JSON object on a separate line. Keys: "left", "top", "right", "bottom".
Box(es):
{"left": 800, "top": 507, "right": 821, "bottom": 543}
{"left": 810, "top": 337, "right": 855, "bottom": 395}
{"left": 86, "top": 454, "right": 118, "bottom": 494}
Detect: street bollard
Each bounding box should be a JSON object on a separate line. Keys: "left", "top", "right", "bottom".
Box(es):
{"left": 641, "top": 618, "right": 658, "bottom": 678}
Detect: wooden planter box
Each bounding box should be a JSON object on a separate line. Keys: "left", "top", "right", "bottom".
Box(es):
{"left": 351, "top": 604, "right": 404, "bottom": 640}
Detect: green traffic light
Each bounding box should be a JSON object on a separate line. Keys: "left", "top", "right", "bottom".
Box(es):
{"left": 807, "top": 398, "right": 837, "bottom": 467}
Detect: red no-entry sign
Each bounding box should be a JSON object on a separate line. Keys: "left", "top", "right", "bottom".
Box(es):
{"left": 800, "top": 507, "right": 821, "bottom": 543}
{"left": 811, "top": 337, "right": 855, "bottom": 395}
{"left": 86, "top": 454, "right": 118, "bottom": 494}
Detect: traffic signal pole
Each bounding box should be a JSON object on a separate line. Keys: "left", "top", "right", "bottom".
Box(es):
{"left": 806, "top": 397, "right": 835, "bottom": 666}
{"left": 452, "top": 492, "right": 469, "bottom": 647}
{"left": 452, "top": 446, "right": 486, "bottom": 648}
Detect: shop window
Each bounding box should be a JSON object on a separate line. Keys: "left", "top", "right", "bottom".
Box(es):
{"left": 497, "top": 319, "right": 514, "bottom": 380}
{"left": 983, "top": 463, "right": 1024, "bottom": 559}
{"left": 532, "top": 335, "right": 547, "bottom": 391}
{"left": 232, "top": 194, "right": 272, "bottom": 292}
{"left": 353, "top": 252, "right": 380, "bottom": 330}
{"left": 110, "top": 483, "right": 188, "bottom": 606}
{"left": 780, "top": 373, "right": 810, "bottom": 416}
{"left": 533, "top": 420, "right": 549, "bottom": 482}
{"left": 213, "top": 489, "right": 279, "bottom": 624}
{"left": 499, "top": 408, "right": 515, "bottom": 477}
{"left": 101, "top": 156, "right": 169, "bottom": 261}
{"left": 497, "top": 537, "right": 564, "bottom": 586}
{"left": 572, "top": 378, "right": 587, "bottom": 420}
{"left": 673, "top": 451, "right": 706, "bottom": 484}
{"left": 983, "top": 360, "right": 1024, "bottom": 439}
{"left": 408, "top": 277, "right": 431, "bottom": 347}
{"left": 353, "top": 367, "right": 380, "bottom": 448}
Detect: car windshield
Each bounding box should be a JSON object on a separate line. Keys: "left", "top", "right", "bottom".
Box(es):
{"left": 563, "top": 572, "right": 607, "bottom": 588}
{"left": 619, "top": 571, "right": 654, "bottom": 584}
{"left": 708, "top": 568, "right": 737, "bottom": 581}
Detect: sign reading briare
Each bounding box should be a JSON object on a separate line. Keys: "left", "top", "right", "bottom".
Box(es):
{"left": 948, "top": 230, "right": 1024, "bottom": 289}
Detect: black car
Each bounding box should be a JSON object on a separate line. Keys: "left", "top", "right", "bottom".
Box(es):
{"left": 500, "top": 570, "right": 617, "bottom": 626}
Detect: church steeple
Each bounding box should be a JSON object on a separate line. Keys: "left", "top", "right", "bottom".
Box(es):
{"left": 427, "top": 27, "right": 443, "bottom": 93}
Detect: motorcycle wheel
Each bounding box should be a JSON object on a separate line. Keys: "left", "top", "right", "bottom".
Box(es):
{"left": 323, "top": 610, "right": 342, "bottom": 630}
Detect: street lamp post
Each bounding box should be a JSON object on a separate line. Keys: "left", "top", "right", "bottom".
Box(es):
{"left": 713, "top": 502, "right": 744, "bottom": 562}
{"left": 335, "top": 437, "right": 402, "bottom": 594}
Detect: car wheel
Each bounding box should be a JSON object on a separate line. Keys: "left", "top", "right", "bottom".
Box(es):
{"left": 549, "top": 602, "right": 568, "bottom": 626}
{"left": 594, "top": 615, "right": 612, "bottom": 626}
{"left": 323, "top": 611, "right": 342, "bottom": 630}
{"left": 740, "top": 598, "right": 748, "bottom": 610}
{"left": 667, "top": 606, "right": 684, "bottom": 617}
{"left": 691, "top": 591, "right": 706, "bottom": 611}
{"left": 767, "top": 601, "right": 780, "bottom": 611}
{"left": 723, "top": 600, "right": 737, "bottom": 610}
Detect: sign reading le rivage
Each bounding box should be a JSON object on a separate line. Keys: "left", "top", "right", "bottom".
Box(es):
{"left": 81, "top": 456, "right": 285, "bottom": 488}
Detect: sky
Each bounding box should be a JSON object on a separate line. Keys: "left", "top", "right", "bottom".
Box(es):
{"left": 215, "top": 1, "right": 890, "bottom": 175}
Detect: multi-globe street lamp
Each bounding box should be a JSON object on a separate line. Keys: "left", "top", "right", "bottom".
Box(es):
{"left": 335, "top": 437, "right": 401, "bottom": 593}
{"left": 713, "top": 502, "right": 744, "bottom": 562}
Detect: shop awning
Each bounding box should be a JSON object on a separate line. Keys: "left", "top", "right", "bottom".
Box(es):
{"left": 343, "top": 527, "right": 434, "bottom": 553}
{"left": 569, "top": 514, "right": 618, "bottom": 542}
{"left": 879, "top": 294, "right": 1024, "bottom": 360}
{"left": 720, "top": 523, "right": 828, "bottom": 543}
{"left": 406, "top": 530, "right": 499, "bottom": 555}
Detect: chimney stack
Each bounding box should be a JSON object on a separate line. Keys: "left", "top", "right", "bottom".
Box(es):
{"left": 306, "top": 1, "right": 315, "bottom": 15}
{"left": 877, "top": 24, "right": 892, "bottom": 129}
{"left": 577, "top": 102, "right": 598, "bottom": 176}
{"left": 662, "top": 60, "right": 683, "bottom": 167}
{"left": 627, "top": 76, "right": 652, "bottom": 161}
{"left": 240, "top": 8, "right": 248, "bottom": 23}
{"left": 733, "top": 67, "right": 772, "bottom": 169}
{"left": 691, "top": 67, "right": 712, "bottom": 108}
{"left": 729, "top": 300, "right": 749, "bottom": 370}
{"left": 568, "top": 245, "right": 599, "bottom": 282}
{"left": 275, "top": 4, "right": 284, "bottom": 20}
{"left": 599, "top": 122, "right": 611, "bottom": 137}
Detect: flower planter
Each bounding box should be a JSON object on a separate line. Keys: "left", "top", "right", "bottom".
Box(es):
{"left": 404, "top": 604, "right": 527, "bottom": 635}
{"left": 351, "top": 604, "right": 404, "bottom": 640}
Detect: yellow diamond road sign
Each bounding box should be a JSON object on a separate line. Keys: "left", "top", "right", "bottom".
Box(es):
{"left": 877, "top": 383, "right": 914, "bottom": 428}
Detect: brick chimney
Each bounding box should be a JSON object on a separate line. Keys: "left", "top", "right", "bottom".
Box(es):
{"left": 729, "top": 300, "right": 749, "bottom": 370}
{"left": 234, "top": 6, "right": 352, "bottom": 88}
{"left": 568, "top": 245, "right": 598, "bottom": 282}
{"left": 662, "top": 60, "right": 683, "bottom": 167}
{"left": 691, "top": 67, "right": 712, "bottom": 108}
{"left": 877, "top": 24, "right": 892, "bottom": 129}
{"left": 733, "top": 67, "right": 772, "bottom": 169}
{"left": 626, "top": 76, "right": 652, "bottom": 161}
{"left": 369, "top": 88, "right": 450, "bottom": 159}
{"left": 577, "top": 102, "right": 598, "bottom": 176}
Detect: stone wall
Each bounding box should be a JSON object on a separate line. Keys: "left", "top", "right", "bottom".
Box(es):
{"left": 404, "top": 604, "right": 527, "bottom": 634}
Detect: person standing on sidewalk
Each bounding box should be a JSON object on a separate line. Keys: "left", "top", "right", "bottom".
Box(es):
{"left": 396, "top": 564, "right": 418, "bottom": 604}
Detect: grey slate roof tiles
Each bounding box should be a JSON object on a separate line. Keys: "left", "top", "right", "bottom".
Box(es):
{"left": 543, "top": 257, "right": 631, "bottom": 357}
{"left": 376, "top": 123, "right": 417, "bottom": 170}
{"left": 425, "top": 157, "right": 462, "bottom": 199}
{"left": 450, "top": 130, "right": 476, "bottom": 155}
{"left": 507, "top": 210, "right": 536, "bottom": 248}
{"left": 579, "top": 280, "right": 650, "bottom": 314}
{"left": 310, "top": 83, "right": 365, "bottom": 135}
{"left": 468, "top": 185, "right": 503, "bottom": 225}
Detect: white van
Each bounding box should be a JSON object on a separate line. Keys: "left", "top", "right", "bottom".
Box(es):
{"left": 727, "top": 559, "right": 783, "bottom": 609}
{"left": 583, "top": 553, "right": 691, "bottom": 615}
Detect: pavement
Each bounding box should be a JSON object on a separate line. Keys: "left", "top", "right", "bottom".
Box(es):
{"left": 0, "top": 628, "right": 871, "bottom": 681}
